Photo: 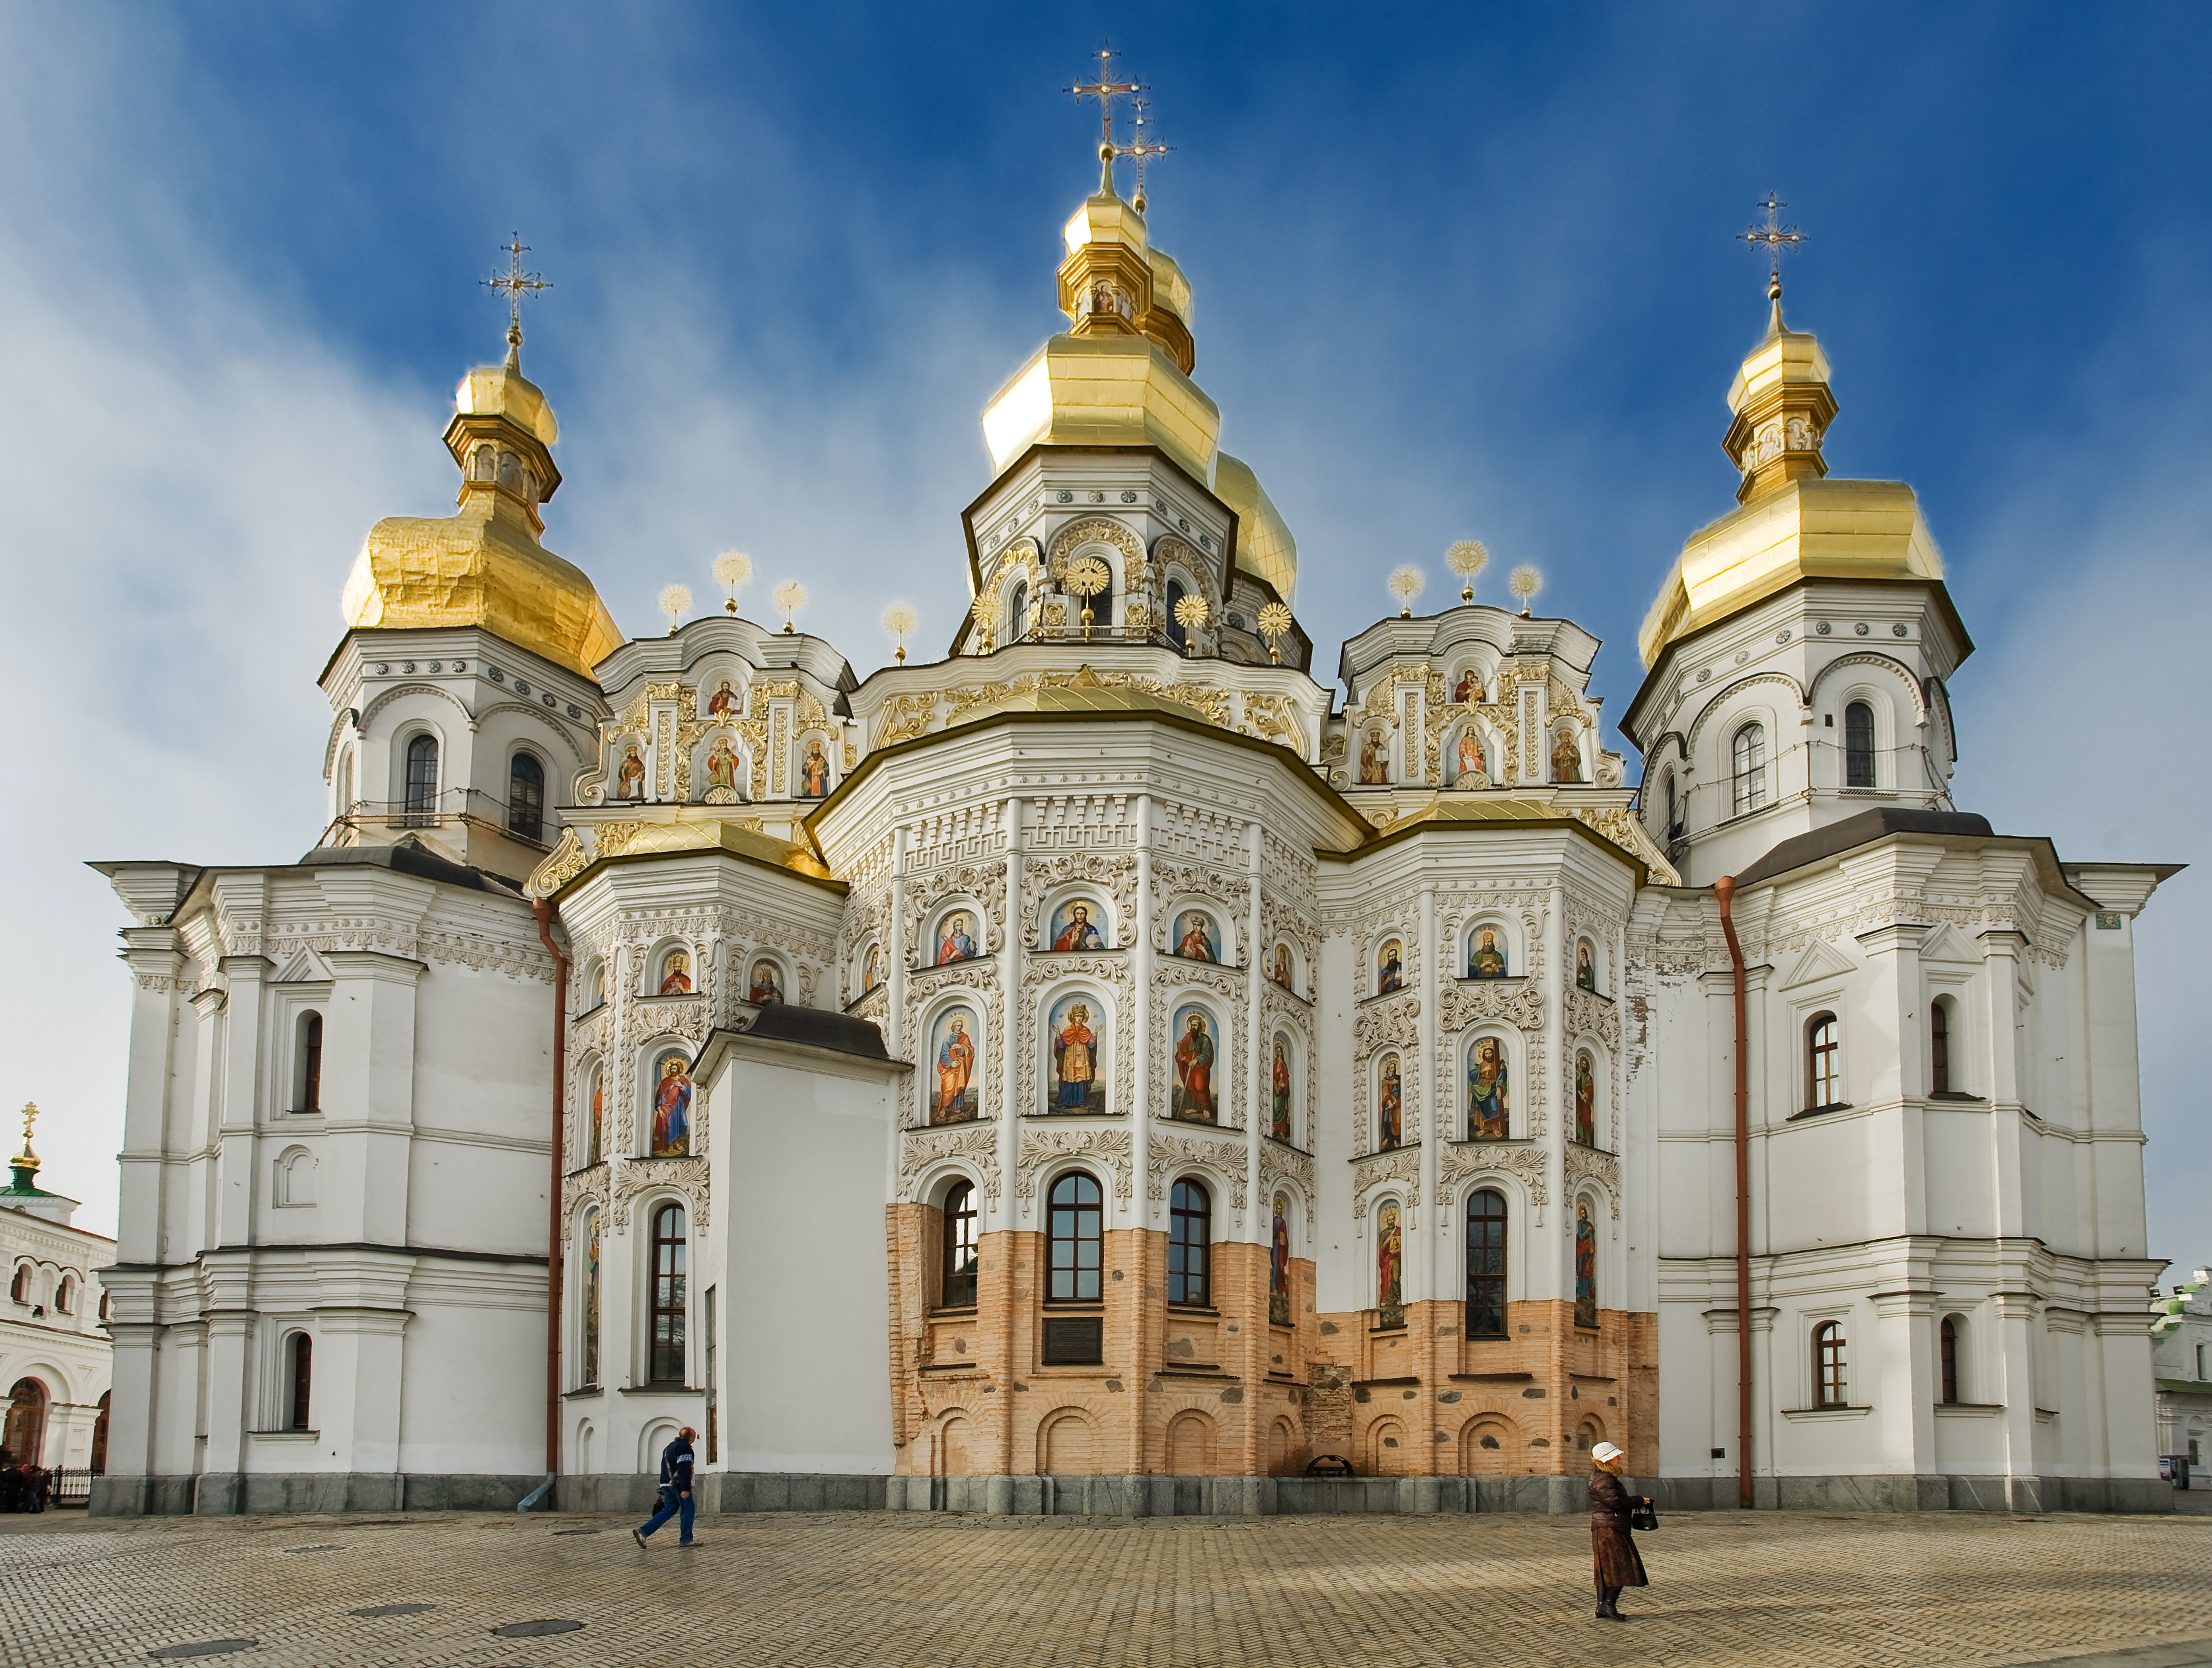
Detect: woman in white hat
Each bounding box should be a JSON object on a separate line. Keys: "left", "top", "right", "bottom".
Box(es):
{"left": 1588, "top": 1441, "right": 1650, "bottom": 1622}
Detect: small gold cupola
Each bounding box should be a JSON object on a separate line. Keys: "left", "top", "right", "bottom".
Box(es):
{"left": 339, "top": 246, "right": 622, "bottom": 679}
{"left": 1722, "top": 275, "right": 1837, "bottom": 504}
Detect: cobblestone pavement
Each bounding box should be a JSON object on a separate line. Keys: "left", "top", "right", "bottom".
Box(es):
{"left": 0, "top": 1507, "right": 2206, "bottom": 1668}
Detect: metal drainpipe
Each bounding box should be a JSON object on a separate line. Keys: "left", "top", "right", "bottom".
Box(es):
{"left": 529, "top": 897, "right": 570, "bottom": 1505}
{"left": 1713, "top": 875, "right": 1753, "bottom": 1509}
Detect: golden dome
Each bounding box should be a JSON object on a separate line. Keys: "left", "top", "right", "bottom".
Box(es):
{"left": 1637, "top": 295, "right": 1944, "bottom": 667}
{"left": 340, "top": 338, "right": 622, "bottom": 679}
{"left": 1214, "top": 452, "right": 1297, "bottom": 602}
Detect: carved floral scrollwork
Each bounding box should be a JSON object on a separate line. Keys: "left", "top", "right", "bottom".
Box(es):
{"left": 904, "top": 860, "right": 1009, "bottom": 963}
{"left": 1350, "top": 1146, "right": 1422, "bottom": 1218}
{"left": 1563, "top": 1141, "right": 1621, "bottom": 1221}
{"left": 611, "top": 1154, "right": 710, "bottom": 1231}
{"left": 1148, "top": 1132, "right": 1249, "bottom": 1211}
{"left": 1019, "top": 1125, "right": 1134, "bottom": 1207}
{"left": 1439, "top": 1141, "right": 1549, "bottom": 1215}
{"left": 1258, "top": 1141, "right": 1316, "bottom": 1207}
{"left": 560, "top": 1164, "right": 611, "bottom": 1240}
{"left": 1565, "top": 986, "right": 1619, "bottom": 1049}
{"left": 1440, "top": 977, "right": 1543, "bottom": 1034}
{"left": 900, "top": 1123, "right": 1003, "bottom": 1204}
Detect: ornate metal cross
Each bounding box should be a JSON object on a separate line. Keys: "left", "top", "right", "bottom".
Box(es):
{"left": 1068, "top": 43, "right": 1142, "bottom": 171}
{"left": 1739, "top": 193, "right": 1805, "bottom": 287}
{"left": 484, "top": 235, "right": 552, "bottom": 338}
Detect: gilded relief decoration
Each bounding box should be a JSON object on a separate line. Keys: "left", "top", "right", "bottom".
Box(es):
{"left": 1018, "top": 1125, "right": 1134, "bottom": 1208}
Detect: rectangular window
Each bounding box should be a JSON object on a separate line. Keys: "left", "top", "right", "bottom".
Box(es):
{"left": 1930, "top": 1002, "right": 1950, "bottom": 1096}
{"left": 704, "top": 1285, "right": 718, "bottom": 1465}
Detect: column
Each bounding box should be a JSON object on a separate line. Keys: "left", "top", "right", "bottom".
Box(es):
{"left": 1239, "top": 819, "right": 1266, "bottom": 1482}
{"left": 1416, "top": 885, "right": 1442, "bottom": 1498}
{"left": 887, "top": 823, "right": 909, "bottom": 1057}
{"left": 194, "top": 1250, "right": 254, "bottom": 1515}
{"left": 1868, "top": 1284, "right": 1940, "bottom": 1503}
{"left": 213, "top": 954, "right": 271, "bottom": 1249}
{"left": 1128, "top": 795, "right": 1155, "bottom": 1480}
{"left": 320, "top": 951, "right": 426, "bottom": 1246}
{"left": 1993, "top": 1289, "right": 2041, "bottom": 1511}
{"left": 995, "top": 798, "right": 1024, "bottom": 1493}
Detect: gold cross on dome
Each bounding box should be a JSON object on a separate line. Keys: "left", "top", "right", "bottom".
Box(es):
{"left": 1068, "top": 42, "right": 1142, "bottom": 177}
{"left": 1126, "top": 95, "right": 1172, "bottom": 208}
{"left": 1740, "top": 193, "right": 1805, "bottom": 294}
{"left": 484, "top": 234, "right": 551, "bottom": 341}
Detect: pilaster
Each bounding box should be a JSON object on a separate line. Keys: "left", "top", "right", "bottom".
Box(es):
{"left": 320, "top": 950, "right": 427, "bottom": 1246}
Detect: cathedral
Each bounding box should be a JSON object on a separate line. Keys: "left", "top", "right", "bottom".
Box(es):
{"left": 87, "top": 146, "right": 2178, "bottom": 1519}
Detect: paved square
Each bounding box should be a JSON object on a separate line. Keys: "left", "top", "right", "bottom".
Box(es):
{"left": 1, "top": 1507, "right": 2207, "bottom": 1668}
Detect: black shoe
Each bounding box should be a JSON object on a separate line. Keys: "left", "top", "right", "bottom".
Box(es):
{"left": 1602, "top": 1605, "right": 1631, "bottom": 1622}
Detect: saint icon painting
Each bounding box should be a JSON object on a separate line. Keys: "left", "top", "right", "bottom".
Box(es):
{"left": 651, "top": 1050, "right": 692, "bottom": 1157}
{"left": 1574, "top": 1199, "right": 1598, "bottom": 1329}
{"left": 1376, "top": 1052, "right": 1402, "bottom": 1149}
{"left": 1376, "top": 1199, "right": 1403, "bottom": 1318}
{"left": 748, "top": 960, "right": 783, "bottom": 1003}
{"left": 1575, "top": 1050, "right": 1597, "bottom": 1146}
{"left": 1452, "top": 728, "right": 1486, "bottom": 784}
{"left": 1171, "top": 1006, "right": 1217, "bottom": 1121}
{"left": 1174, "top": 910, "right": 1218, "bottom": 964}
{"left": 1576, "top": 939, "right": 1599, "bottom": 993}
{"left": 1467, "top": 927, "right": 1508, "bottom": 979}
{"left": 1271, "top": 1038, "right": 1293, "bottom": 1143}
{"left": 1376, "top": 938, "right": 1404, "bottom": 995}
{"left": 707, "top": 678, "right": 739, "bottom": 716}
{"left": 859, "top": 942, "right": 882, "bottom": 995}
{"left": 932, "top": 1008, "right": 978, "bottom": 1123}
{"left": 1047, "top": 995, "right": 1104, "bottom": 1114}
{"left": 1468, "top": 1038, "right": 1509, "bottom": 1140}
{"left": 1272, "top": 944, "right": 1293, "bottom": 989}
{"left": 703, "top": 736, "right": 742, "bottom": 798}
{"left": 797, "top": 737, "right": 830, "bottom": 798}
{"left": 1049, "top": 898, "right": 1106, "bottom": 952}
{"left": 1269, "top": 1194, "right": 1292, "bottom": 1326}
{"left": 657, "top": 950, "right": 692, "bottom": 995}
{"left": 936, "top": 911, "right": 979, "bottom": 966}
{"left": 616, "top": 744, "right": 645, "bottom": 801}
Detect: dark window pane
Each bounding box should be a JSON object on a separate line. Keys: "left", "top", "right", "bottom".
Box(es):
{"left": 1844, "top": 702, "right": 1875, "bottom": 788}
{"left": 509, "top": 753, "right": 546, "bottom": 841}
{"left": 651, "top": 1203, "right": 688, "bottom": 1383}
{"left": 941, "top": 1182, "right": 978, "bottom": 1308}
{"left": 1047, "top": 1172, "right": 1102, "bottom": 1302}
{"left": 1465, "top": 1188, "right": 1508, "bottom": 1338}
{"left": 1169, "top": 1180, "right": 1211, "bottom": 1307}
{"left": 404, "top": 736, "right": 439, "bottom": 825}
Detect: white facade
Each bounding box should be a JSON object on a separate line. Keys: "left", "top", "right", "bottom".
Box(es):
{"left": 2153, "top": 1271, "right": 2211, "bottom": 1485}
{"left": 2, "top": 1170, "right": 114, "bottom": 1474}
{"left": 87, "top": 173, "right": 2180, "bottom": 1517}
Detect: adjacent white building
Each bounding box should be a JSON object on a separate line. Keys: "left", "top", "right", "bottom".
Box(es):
{"left": 3, "top": 1112, "right": 114, "bottom": 1476}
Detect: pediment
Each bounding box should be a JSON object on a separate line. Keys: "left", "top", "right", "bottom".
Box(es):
{"left": 1919, "top": 923, "right": 1976, "bottom": 965}
{"left": 273, "top": 944, "right": 336, "bottom": 985}
{"left": 1781, "top": 937, "right": 1857, "bottom": 991}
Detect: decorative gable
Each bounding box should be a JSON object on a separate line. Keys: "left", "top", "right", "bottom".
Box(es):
{"left": 1781, "top": 936, "right": 1856, "bottom": 991}
{"left": 273, "top": 944, "right": 336, "bottom": 985}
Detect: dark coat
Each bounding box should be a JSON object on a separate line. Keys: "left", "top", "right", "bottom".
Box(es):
{"left": 1588, "top": 1468, "right": 1648, "bottom": 1587}
{"left": 659, "top": 1437, "right": 695, "bottom": 1493}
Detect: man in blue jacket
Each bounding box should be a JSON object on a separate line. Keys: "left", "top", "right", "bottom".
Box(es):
{"left": 632, "top": 1426, "right": 699, "bottom": 1549}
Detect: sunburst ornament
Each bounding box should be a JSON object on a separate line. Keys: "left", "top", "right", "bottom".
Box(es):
{"left": 971, "top": 590, "right": 1002, "bottom": 653}
{"left": 712, "top": 550, "right": 751, "bottom": 615}
{"left": 1446, "top": 539, "right": 1489, "bottom": 603}
{"left": 1173, "top": 592, "right": 1210, "bottom": 656}
{"left": 1508, "top": 564, "right": 1542, "bottom": 616}
{"left": 1388, "top": 564, "right": 1424, "bottom": 617}
{"left": 1063, "top": 555, "right": 1111, "bottom": 640}
{"left": 883, "top": 601, "right": 918, "bottom": 666}
{"left": 1255, "top": 601, "right": 1294, "bottom": 664}
{"left": 773, "top": 580, "right": 807, "bottom": 634}
{"left": 658, "top": 584, "right": 692, "bottom": 635}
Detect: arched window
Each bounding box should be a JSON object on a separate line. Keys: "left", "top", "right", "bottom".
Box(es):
{"left": 98, "top": 1291, "right": 112, "bottom": 1324}
{"left": 1843, "top": 701, "right": 1876, "bottom": 788}
{"left": 1664, "top": 771, "right": 1684, "bottom": 839}
{"left": 297, "top": 1011, "right": 323, "bottom": 1114}
{"left": 1168, "top": 1180, "right": 1212, "bottom": 1308}
{"left": 1930, "top": 999, "right": 1952, "bottom": 1096}
{"left": 940, "top": 1181, "right": 978, "bottom": 1308}
{"left": 1731, "top": 722, "right": 1767, "bottom": 816}
{"left": 509, "top": 752, "right": 546, "bottom": 843}
{"left": 1165, "top": 578, "right": 1189, "bottom": 652}
{"left": 55, "top": 1275, "right": 73, "bottom": 1315}
{"left": 649, "top": 1203, "right": 688, "bottom": 1384}
{"left": 8, "top": 1266, "right": 27, "bottom": 1304}
{"left": 1465, "top": 1188, "right": 1508, "bottom": 1340}
{"left": 1939, "top": 1315, "right": 1961, "bottom": 1405}
{"left": 1046, "top": 1172, "right": 1102, "bottom": 1303}
{"left": 1009, "top": 580, "right": 1030, "bottom": 642}
{"left": 336, "top": 749, "right": 355, "bottom": 824}
{"left": 585, "top": 1064, "right": 604, "bottom": 1167}
{"left": 581, "top": 1208, "right": 602, "bottom": 1389}
{"left": 1813, "top": 1320, "right": 1847, "bottom": 1407}
{"left": 4, "top": 1378, "right": 48, "bottom": 1468}
{"left": 91, "top": 1392, "right": 110, "bottom": 1475}
{"left": 1807, "top": 1012, "right": 1841, "bottom": 1109}
{"left": 287, "top": 1334, "right": 313, "bottom": 1431}
{"left": 404, "top": 734, "right": 439, "bottom": 826}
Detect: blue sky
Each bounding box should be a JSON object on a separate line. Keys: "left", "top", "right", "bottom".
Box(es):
{"left": 1, "top": 2, "right": 2205, "bottom": 1274}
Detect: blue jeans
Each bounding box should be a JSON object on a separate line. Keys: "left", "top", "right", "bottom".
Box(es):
{"left": 638, "top": 1486, "right": 694, "bottom": 1542}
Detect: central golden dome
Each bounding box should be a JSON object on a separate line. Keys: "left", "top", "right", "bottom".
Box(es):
{"left": 340, "top": 337, "right": 622, "bottom": 679}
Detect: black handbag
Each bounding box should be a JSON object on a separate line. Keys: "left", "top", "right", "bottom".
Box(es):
{"left": 1629, "top": 1501, "right": 1659, "bottom": 1532}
